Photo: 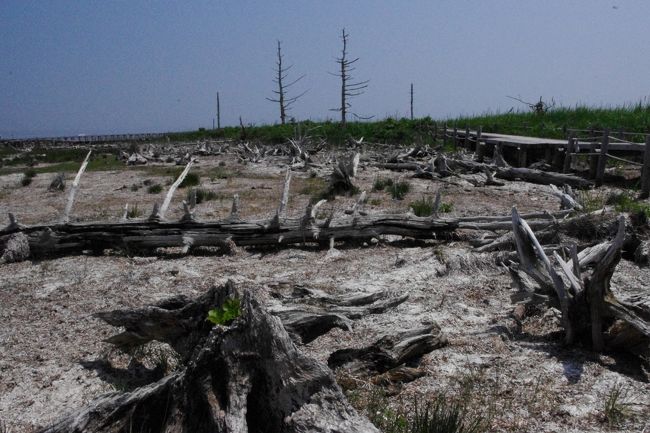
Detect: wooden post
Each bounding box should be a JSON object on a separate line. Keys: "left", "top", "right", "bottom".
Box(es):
{"left": 443, "top": 123, "right": 448, "bottom": 148}
{"left": 464, "top": 125, "right": 470, "bottom": 149}
{"left": 595, "top": 129, "right": 610, "bottom": 187}
{"left": 544, "top": 145, "right": 553, "bottom": 164}
{"left": 432, "top": 122, "right": 438, "bottom": 143}
{"left": 475, "top": 126, "right": 484, "bottom": 162}
{"left": 517, "top": 144, "right": 528, "bottom": 168}
{"left": 563, "top": 135, "right": 574, "bottom": 173}
{"left": 641, "top": 135, "right": 650, "bottom": 199}
{"left": 589, "top": 141, "right": 598, "bottom": 179}
{"left": 453, "top": 124, "right": 458, "bottom": 150}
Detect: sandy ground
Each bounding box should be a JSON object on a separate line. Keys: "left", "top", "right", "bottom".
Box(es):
{"left": 1, "top": 153, "right": 649, "bottom": 432}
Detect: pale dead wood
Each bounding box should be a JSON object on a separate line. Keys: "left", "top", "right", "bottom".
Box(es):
{"left": 159, "top": 159, "right": 194, "bottom": 219}
{"left": 61, "top": 150, "right": 91, "bottom": 224}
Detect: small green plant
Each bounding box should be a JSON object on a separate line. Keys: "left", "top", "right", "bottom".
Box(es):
{"left": 369, "top": 198, "right": 382, "bottom": 206}
{"left": 439, "top": 202, "right": 454, "bottom": 213}
{"left": 577, "top": 190, "right": 606, "bottom": 213}
{"left": 24, "top": 168, "right": 37, "bottom": 178}
{"left": 607, "top": 191, "right": 650, "bottom": 217}
{"left": 147, "top": 184, "right": 163, "bottom": 194}
{"left": 388, "top": 180, "right": 410, "bottom": 200}
{"left": 190, "top": 188, "right": 219, "bottom": 204}
{"left": 179, "top": 171, "right": 200, "bottom": 188}
{"left": 143, "top": 179, "right": 153, "bottom": 186}
{"left": 206, "top": 298, "right": 241, "bottom": 326}
{"left": 127, "top": 204, "right": 142, "bottom": 219}
{"left": 410, "top": 395, "right": 486, "bottom": 433}
{"left": 410, "top": 196, "right": 435, "bottom": 217}
{"left": 603, "top": 384, "right": 631, "bottom": 427}
{"left": 130, "top": 183, "right": 140, "bottom": 192}
{"left": 373, "top": 177, "right": 394, "bottom": 191}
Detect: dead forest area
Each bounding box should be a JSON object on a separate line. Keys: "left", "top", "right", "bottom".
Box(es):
{"left": 1, "top": 132, "right": 649, "bottom": 433}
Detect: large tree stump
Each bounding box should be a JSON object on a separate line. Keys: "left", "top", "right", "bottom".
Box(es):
{"left": 508, "top": 208, "right": 650, "bottom": 358}
{"left": 41, "top": 283, "right": 378, "bottom": 433}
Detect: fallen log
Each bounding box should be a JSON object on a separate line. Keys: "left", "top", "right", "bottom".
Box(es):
{"left": 42, "top": 283, "right": 378, "bottom": 433}
{"left": 0, "top": 211, "right": 459, "bottom": 261}
{"left": 377, "top": 157, "right": 594, "bottom": 189}
{"left": 272, "top": 287, "right": 409, "bottom": 344}
{"left": 328, "top": 323, "right": 447, "bottom": 374}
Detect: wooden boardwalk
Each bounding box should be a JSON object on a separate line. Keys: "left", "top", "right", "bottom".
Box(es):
{"left": 444, "top": 128, "right": 650, "bottom": 196}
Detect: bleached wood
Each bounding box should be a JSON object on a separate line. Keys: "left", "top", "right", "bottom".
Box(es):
{"left": 160, "top": 159, "right": 194, "bottom": 219}
{"left": 61, "top": 150, "right": 91, "bottom": 224}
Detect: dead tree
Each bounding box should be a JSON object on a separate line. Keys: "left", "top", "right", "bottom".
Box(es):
{"left": 410, "top": 83, "right": 414, "bottom": 120}
{"left": 330, "top": 29, "right": 370, "bottom": 127}
{"left": 508, "top": 208, "right": 650, "bottom": 358}
{"left": 266, "top": 40, "right": 307, "bottom": 125}
{"left": 41, "top": 283, "right": 378, "bottom": 433}
{"left": 506, "top": 95, "right": 555, "bottom": 115}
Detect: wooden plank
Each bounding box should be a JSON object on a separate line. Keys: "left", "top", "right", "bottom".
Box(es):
{"left": 595, "top": 129, "right": 610, "bottom": 187}
{"left": 641, "top": 136, "right": 650, "bottom": 199}
{"left": 517, "top": 144, "right": 528, "bottom": 168}
{"left": 563, "top": 135, "right": 574, "bottom": 173}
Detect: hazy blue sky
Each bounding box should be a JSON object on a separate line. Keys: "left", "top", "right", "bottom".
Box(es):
{"left": 1, "top": 1, "right": 649, "bottom": 137}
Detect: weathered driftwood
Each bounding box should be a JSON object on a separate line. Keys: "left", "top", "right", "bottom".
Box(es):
{"left": 61, "top": 150, "right": 91, "bottom": 224}
{"left": 328, "top": 323, "right": 447, "bottom": 374}
{"left": 378, "top": 156, "right": 593, "bottom": 189}
{"left": 272, "top": 287, "right": 409, "bottom": 344}
{"left": 327, "top": 152, "right": 360, "bottom": 196}
{"left": 0, "top": 211, "right": 459, "bottom": 261}
{"left": 48, "top": 172, "right": 66, "bottom": 191}
{"left": 508, "top": 208, "right": 650, "bottom": 357}
{"left": 159, "top": 159, "right": 194, "bottom": 219}
{"left": 43, "top": 284, "right": 377, "bottom": 433}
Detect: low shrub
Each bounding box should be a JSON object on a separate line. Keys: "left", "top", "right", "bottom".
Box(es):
{"left": 147, "top": 184, "right": 163, "bottom": 194}
{"left": 388, "top": 180, "right": 410, "bottom": 200}
{"left": 179, "top": 171, "right": 200, "bottom": 188}
{"left": 373, "top": 177, "right": 394, "bottom": 191}
{"left": 189, "top": 188, "right": 219, "bottom": 204}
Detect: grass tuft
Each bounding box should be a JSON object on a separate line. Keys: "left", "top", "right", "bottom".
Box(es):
{"left": 147, "top": 184, "right": 163, "bottom": 194}
{"left": 388, "top": 180, "right": 411, "bottom": 200}
{"left": 373, "top": 177, "right": 394, "bottom": 191}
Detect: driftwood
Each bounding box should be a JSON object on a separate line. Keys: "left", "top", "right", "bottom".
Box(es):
{"left": 48, "top": 172, "right": 66, "bottom": 191}
{"left": 272, "top": 286, "right": 409, "bottom": 344}
{"left": 508, "top": 208, "right": 650, "bottom": 358}
{"left": 328, "top": 323, "right": 447, "bottom": 375}
{"left": 42, "top": 283, "right": 378, "bottom": 433}
{"left": 0, "top": 210, "right": 459, "bottom": 261}
{"left": 61, "top": 150, "right": 91, "bottom": 224}
{"left": 378, "top": 157, "right": 593, "bottom": 189}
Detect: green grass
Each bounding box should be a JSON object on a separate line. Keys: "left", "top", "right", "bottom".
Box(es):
{"left": 189, "top": 188, "right": 219, "bottom": 204}
{"left": 147, "top": 184, "right": 163, "bottom": 194}
{"left": 373, "top": 177, "right": 394, "bottom": 191}
{"left": 175, "top": 171, "right": 200, "bottom": 188}
{"left": 449, "top": 101, "right": 650, "bottom": 140}
{"left": 410, "top": 196, "right": 435, "bottom": 216}
{"left": 607, "top": 191, "right": 650, "bottom": 217}
{"left": 388, "top": 180, "right": 411, "bottom": 200}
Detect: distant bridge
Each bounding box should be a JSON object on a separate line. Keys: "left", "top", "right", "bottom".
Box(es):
{"left": 1, "top": 132, "right": 169, "bottom": 144}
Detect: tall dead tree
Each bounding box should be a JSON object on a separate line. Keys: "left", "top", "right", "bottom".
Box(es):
{"left": 216, "top": 91, "right": 221, "bottom": 129}
{"left": 410, "top": 83, "right": 414, "bottom": 120}
{"left": 331, "top": 29, "right": 370, "bottom": 127}
{"left": 266, "top": 40, "right": 307, "bottom": 125}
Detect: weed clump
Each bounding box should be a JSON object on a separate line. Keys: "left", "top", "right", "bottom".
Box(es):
{"left": 373, "top": 177, "right": 394, "bottom": 191}
{"left": 179, "top": 171, "right": 200, "bottom": 188}
{"left": 189, "top": 188, "right": 219, "bottom": 204}
{"left": 127, "top": 204, "right": 142, "bottom": 219}
{"left": 147, "top": 184, "right": 163, "bottom": 194}
{"left": 388, "top": 180, "right": 410, "bottom": 200}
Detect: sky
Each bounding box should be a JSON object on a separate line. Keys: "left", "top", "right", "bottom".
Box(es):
{"left": 1, "top": 0, "right": 649, "bottom": 138}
